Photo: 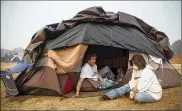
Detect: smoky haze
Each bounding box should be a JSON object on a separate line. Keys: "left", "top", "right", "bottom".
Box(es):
{"left": 1, "top": 1, "right": 181, "bottom": 50}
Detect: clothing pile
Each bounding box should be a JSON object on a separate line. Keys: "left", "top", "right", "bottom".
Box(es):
{"left": 99, "top": 78, "right": 117, "bottom": 89}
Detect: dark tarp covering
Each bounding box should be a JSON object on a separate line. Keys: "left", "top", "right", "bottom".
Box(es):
{"left": 24, "top": 6, "right": 174, "bottom": 63}
{"left": 42, "top": 23, "right": 166, "bottom": 60}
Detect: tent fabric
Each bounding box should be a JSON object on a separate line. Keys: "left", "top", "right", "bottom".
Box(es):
{"left": 56, "top": 72, "right": 100, "bottom": 93}
{"left": 118, "top": 67, "right": 181, "bottom": 89}
{"left": 17, "top": 71, "right": 103, "bottom": 95}
{"left": 63, "top": 75, "right": 73, "bottom": 94}
{"left": 16, "top": 70, "right": 122, "bottom": 96}
{"left": 25, "top": 27, "right": 46, "bottom": 52}
{"left": 42, "top": 23, "right": 166, "bottom": 61}
{"left": 24, "top": 6, "right": 173, "bottom": 63}
{"left": 71, "top": 62, "right": 82, "bottom": 72}
{"left": 120, "top": 51, "right": 181, "bottom": 88}
{"left": 15, "top": 67, "right": 38, "bottom": 89}
{"left": 18, "top": 86, "right": 60, "bottom": 96}
{"left": 24, "top": 66, "right": 61, "bottom": 94}
{"left": 135, "top": 18, "right": 173, "bottom": 59}
{"left": 35, "top": 57, "right": 82, "bottom": 73}
{"left": 155, "top": 68, "right": 181, "bottom": 88}
{"left": 127, "top": 51, "right": 163, "bottom": 70}
{"left": 35, "top": 57, "right": 56, "bottom": 69}
{"left": 45, "top": 44, "right": 88, "bottom": 74}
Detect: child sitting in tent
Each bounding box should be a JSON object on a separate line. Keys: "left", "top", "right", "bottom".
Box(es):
{"left": 100, "top": 54, "right": 162, "bottom": 103}
{"left": 74, "top": 53, "right": 117, "bottom": 97}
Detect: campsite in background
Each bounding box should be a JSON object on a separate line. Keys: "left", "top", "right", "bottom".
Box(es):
{"left": 1, "top": 1, "right": 181, "bottom": 110}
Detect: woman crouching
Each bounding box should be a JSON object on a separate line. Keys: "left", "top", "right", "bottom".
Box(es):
{"left": 100, "top": 54, "right": 162, "bottom": 103}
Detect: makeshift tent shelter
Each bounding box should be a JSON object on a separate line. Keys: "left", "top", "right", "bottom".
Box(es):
{"left": 12, "top": 7, "right": 181, "bottom": 97}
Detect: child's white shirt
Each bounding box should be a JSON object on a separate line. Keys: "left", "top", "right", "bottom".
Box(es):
{"left": 80, "top": 63, "right": 98, "bottom": 81}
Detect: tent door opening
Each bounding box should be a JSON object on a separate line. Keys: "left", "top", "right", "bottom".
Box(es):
{"left": 83, "top": 45, "right": 129, "bottom": 80}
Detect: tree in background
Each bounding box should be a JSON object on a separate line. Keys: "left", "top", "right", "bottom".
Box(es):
{"left": 171, "top": 40, "right": 181, "bottom": 54}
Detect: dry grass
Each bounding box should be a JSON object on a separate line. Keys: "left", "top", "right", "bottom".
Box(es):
{"left": 0, "top": 62, "right": 181, "bottom": 110}
{"left": 0, "top": 62, "right": 20, "bottom": 79}
{"left": 172, "top": 64, "right": 181, "bottom": 74}
{"left": 1, "top": 62, "right": 17, "bottom": 70}
{"left": 170, "top": 54, "right": 181, "bottom": 64}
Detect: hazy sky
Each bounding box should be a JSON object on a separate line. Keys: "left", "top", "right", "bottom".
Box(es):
{"left": 1, "top": 1, "right": 181, "bottom": 50}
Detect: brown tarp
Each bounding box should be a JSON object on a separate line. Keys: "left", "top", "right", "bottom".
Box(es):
{"left": 24, "top": 27, "right": 46, "bottom": 63}
{"left": 35, "top": 57, "right": 56, "bottom": 69}
{"left": 45, "top": 44, "right": 88, "bottom": 74}
{"left": 18, "top": 70, "right": 114, "bottom": 95}
{"left": 24, "top": 66, "right": 61, "bottom": 94}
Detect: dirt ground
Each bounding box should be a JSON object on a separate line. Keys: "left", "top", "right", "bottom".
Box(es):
{"left": 0, "top": 62, "right": 181, "bottom": 110}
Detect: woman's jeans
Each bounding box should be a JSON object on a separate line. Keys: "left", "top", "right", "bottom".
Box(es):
{"left": 106, "top": 84, "right": 157, "bottom": 103}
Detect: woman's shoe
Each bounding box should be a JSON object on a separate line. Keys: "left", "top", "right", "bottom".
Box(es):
{"left": 100, "top": 95, "right": 111, "bottom": 101}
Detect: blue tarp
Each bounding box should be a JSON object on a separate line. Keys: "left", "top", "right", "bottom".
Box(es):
{"left": 10, "top": 55, "right": 23, "bottom": 62}
{"left": 1, "top": 62, "right": 33, "bottom": 75}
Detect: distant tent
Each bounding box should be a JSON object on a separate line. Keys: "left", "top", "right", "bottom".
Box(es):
{"left": 10, "top": 55, "right": 23, "bottom": 63}
{"left": 11, "top": 6, "right": 180, "bottom": 97}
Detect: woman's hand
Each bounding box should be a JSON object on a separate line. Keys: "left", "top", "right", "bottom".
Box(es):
{"left": 131, "top": 87, "right": 138, "bottom": 93}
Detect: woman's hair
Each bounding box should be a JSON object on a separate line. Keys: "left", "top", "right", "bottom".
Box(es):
{"left": 129, "top": 54, "right": 146, "bottom": 70}
{"left": 86, "top": 53, "right": 97, "bottom": 61}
